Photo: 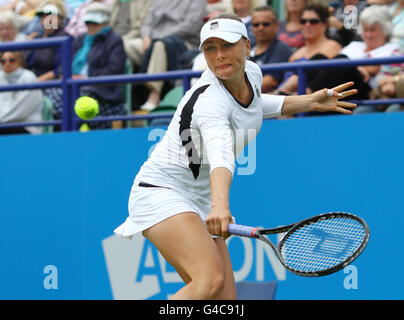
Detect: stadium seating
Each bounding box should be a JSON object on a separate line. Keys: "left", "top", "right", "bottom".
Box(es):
{"left": 147, "top": 85, "right": 183, "bottom": 127}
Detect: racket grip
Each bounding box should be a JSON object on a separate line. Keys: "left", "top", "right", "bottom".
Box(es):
{"left": 228, "top": 224, "right": 258, "bottom": 238}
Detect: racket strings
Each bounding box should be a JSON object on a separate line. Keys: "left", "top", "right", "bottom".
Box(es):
{"left": 280, "top": 217, "right": 366, "bottom": 273}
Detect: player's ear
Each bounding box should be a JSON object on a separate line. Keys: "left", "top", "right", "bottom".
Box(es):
{"left": 244, "top": 38, "right": 251, "bottom": 57}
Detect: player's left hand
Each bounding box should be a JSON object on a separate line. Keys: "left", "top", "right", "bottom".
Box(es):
{"left": 311, "top": 81, "right": 358, "bottom": 114}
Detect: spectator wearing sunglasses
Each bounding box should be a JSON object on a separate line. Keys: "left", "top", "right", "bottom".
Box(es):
{"left": 0, "top": 51, "right": 43, "bottom": 135}
{"left": 276, "top": 4, "right": 342, "bottom": 96}
{"left": 249, "top": 6, "right": 292, "bottom": 92}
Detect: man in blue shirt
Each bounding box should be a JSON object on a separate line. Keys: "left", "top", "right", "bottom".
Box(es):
{"left": 249, "top": 6, "right": 293, "bottom": 93}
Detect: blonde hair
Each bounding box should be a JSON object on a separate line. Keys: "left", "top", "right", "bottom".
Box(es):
{"left": 209, "top": 12, "right": 243, "bottom": 23}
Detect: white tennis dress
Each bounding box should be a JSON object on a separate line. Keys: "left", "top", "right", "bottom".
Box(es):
{"left": 114, "top": 60, "right": 285, "bottom": 238}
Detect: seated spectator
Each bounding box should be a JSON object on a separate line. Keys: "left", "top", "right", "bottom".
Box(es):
{"left": 284, "top": 4, "right": 397, "bottom": 115}
{"left": 249, "top": 5, "right": 293, "bottom": 92}
{"left": 0, "top": 10, "right": 27, "bottom": 42}
{"left": 277, "top": 0, "right": 307, "bottom": 51}
{"left": 389, "top": 0, "right": 404, "bottom": 47}
{"left": 109, "top": 0, "right": 151, "bottom": 68}
{"left": 137, "top": 0, "right": 207, "bottom": 111}
{"left": 26, "top": 0, "right": 70, "bottom": 81}
{"left": 0, "top": 51, "right": 43, "bottom": 135}
{"left": 276, "top": 4, "right": 342, "bottom": 95}
{"left": 372, "top": 73, "right": 404, "bottom": 113}
{"left": 231, "top": 0, "right": 258, "bottom": 48}
{"left": 340, "top": 4, "right": 398, "bottom": 113}
{"left": 65, "top": 0, "right": 111, "bottom": 37}
{"left": 278, "top": 4, "right": 396, "bottom": 112}
{"left": 370, "top": 44, "right": 404, "bottom": 112}
{"left": 328, "top": 0, "right": 367, "bottom": 47}
{"left": 53, "top": 1, "right": 127, "bottom": 129}
{"left": 23, "top": 0, "right": 68, "bottom": 39}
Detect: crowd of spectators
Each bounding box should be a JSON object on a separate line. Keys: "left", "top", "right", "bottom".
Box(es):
{"left": 0, "top": 0, "right": 404, "bottom": 134}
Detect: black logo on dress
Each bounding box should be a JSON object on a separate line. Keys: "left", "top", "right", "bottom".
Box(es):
{"left": 255, "top": 85, "right": 261, "bottom": 97}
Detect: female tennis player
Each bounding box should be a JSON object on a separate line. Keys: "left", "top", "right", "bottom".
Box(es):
{"left": 114, "top": 13, "right": 357, "bottom": 300}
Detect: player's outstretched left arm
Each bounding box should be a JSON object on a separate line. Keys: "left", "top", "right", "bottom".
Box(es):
{"left": 281, "top": 81, "right": 358, "bottom": 116}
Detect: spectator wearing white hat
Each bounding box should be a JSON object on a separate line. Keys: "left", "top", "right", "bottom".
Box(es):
{"left": 51, "top": 2, "right": 128, "bottom": 129}
{"left": 26, "top": 0, "right": 69, "bottom": 81}
{"left": 65, "top": 0, "right": 111, "bottom": 37}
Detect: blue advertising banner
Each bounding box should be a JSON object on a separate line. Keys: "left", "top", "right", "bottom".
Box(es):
{"left": 0, "top": 113, "right": 403, "bottom": 299}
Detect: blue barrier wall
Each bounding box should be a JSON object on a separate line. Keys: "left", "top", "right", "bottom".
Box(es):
{"left": 0, "top": 113, "right": 403, "bottom": 299}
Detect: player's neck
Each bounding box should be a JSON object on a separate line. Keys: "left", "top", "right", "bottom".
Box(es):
{"left": 221, "top": 72, "right": 252, "bottom": 105}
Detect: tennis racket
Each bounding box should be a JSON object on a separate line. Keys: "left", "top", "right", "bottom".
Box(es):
{"left": 228, "top": 212, "right": 370, "bottom": 277}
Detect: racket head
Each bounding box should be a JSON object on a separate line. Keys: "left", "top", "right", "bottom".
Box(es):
{"left": 276, "top": 212, "right": 370, "bottom": 277}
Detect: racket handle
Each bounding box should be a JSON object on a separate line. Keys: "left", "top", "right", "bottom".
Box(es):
{"left": 228, "top": 224, "right": 258, "bottom": 238}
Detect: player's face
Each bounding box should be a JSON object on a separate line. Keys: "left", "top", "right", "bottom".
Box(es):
{"left": 203, "top": 37, "right": 250, "bottom": 81}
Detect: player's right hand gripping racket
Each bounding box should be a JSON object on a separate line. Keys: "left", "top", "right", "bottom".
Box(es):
{"left": 228, "top": 212, "right": 370, "bottom": 277}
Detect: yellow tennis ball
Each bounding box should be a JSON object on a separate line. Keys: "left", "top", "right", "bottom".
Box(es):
{"left": 79, "top": 123, "right": 90, "bottom": 132}
{"left": 74, "top": 96, "right": 99, "bottom": 120}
